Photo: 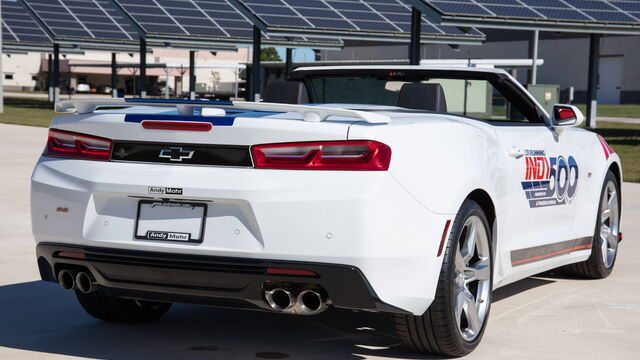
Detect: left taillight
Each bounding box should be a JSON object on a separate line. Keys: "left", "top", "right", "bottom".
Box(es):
{"left": 251, "top": 140, "right": 391, "bottom": 170}
{"left": 44, "top": 129, "right": 112, "bottom": 161}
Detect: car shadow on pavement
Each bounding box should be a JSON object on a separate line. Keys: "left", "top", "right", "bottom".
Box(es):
{"left": 0, "top": 281, "right": 442, "bottom": 360}
{"left": 492, "top": 277, "right": 556, "bottom": 303}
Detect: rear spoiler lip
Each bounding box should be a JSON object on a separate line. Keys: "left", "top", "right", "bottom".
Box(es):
{"left": 54, "top": 98, "right": 391, "bottom": 124}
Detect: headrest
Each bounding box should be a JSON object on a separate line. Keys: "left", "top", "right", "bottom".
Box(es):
{"left": 397, "top": 83, "right": 447, "bottom": 112}
{"left": 263, "top": 81, "right": 309, "bottom": 104}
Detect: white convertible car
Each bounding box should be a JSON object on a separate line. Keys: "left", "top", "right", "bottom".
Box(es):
{"left": 31, "top": 66, "right": 622, "bottom": 357}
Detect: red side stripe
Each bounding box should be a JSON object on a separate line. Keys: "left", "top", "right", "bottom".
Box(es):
{"left": 437, "top": 220, "right": 452, "bottom": 257}
{"left": 511, "top": 244, "right": 592, "bottom": 266}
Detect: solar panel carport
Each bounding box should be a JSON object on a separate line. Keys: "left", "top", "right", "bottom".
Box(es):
{"left": 3, "top": 0, "right": 488, "bottom": 103}
{"left": 109, "top": 0, "right": 348, "bottom": 99}
{"left": 110, "top": 0, "right": 486, "bottom": 100}
{"left": 414, "top": 0, "right": 640, "bottom": 128}
{"left": 2, "top": 0, "right": 146, "bottom": 103}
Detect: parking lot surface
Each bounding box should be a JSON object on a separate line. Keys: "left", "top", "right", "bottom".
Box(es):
{"left": 1, "top": 123, "right": 639, "bottom": 360}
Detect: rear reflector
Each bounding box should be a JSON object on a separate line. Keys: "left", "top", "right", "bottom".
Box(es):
{"left": 251, "top": 140, "right": 391, "bottom": 171}
{"left": 266, "top": 267, "right": 319, "bottom": 277}
{"left": 44, "top": 129, "right": 112, "bottom": 161}
{"left": 141, "top": 121, "right": 212, "bottom": 131}
{"left": 56, "top": 251, "right": 86, "bottom": 260}
{"left": 437, "top": 220, "right": 452, "bottom": 257}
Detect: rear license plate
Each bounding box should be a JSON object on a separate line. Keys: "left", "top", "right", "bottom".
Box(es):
{"left": 135, "top": 201, "right": 207, "bottom": 243}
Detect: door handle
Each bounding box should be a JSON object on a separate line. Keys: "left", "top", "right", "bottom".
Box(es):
{"left": 508, "top": 147, "right": 525, "bottom": 159}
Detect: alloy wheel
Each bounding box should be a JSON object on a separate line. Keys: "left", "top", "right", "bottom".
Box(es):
{"left": 453, "top": 215, "right": 492, "bottom": 342}
{"left": 600, "top": 181, "right": 620, "bottom": 269}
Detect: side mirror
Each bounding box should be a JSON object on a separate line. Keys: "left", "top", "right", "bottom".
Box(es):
{"left": 552, "top": 104, "right": 584, "bottom": 128}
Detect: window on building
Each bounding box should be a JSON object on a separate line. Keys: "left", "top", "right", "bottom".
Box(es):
{"left": 32, "top": 75, "right": 38, "bottom": 81}
{"left": 4, "top": 74, "right": 13, "bottom": 80}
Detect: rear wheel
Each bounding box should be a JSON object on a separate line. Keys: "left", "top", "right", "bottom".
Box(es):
{"left": 75, "top": 288, "right": 172, "bottom": 324}
{"left": 564, "top": 170, "right": 620, "bottom": 279}
{"left": 394, "top": 199, "right": 493, "bottom": 357}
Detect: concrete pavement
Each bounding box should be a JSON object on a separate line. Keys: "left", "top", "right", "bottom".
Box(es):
{"left": 1, "top": 123, "right": 639, "bottom": 360}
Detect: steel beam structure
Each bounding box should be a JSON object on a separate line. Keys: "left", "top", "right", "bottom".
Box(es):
{"left": 251, "top": 26, "right": 262, "bottom": 101}
{"left": 285, "top": 48, "right": 293, "bottom": 78}
{"left": 53, "top": 43, "right": 60, "bottom": 102}
{"left": 111, "top": 53, "right": 118, "bottom": 98}
{"left": 139, "top": 37, "right": 147, "bottom": 98}
{"left": 527, "top": 30, "right": 539, "bottom": 85}
{"left": 189, "top": 51, "right": 196, "bottom": 100}
{"left": 409, "top": 7, "right": 422, "bottom": 65}
{"left": 586, "top": 34, "right": 601, "bottom": 129}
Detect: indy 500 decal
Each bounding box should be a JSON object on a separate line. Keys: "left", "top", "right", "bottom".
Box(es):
{"left": 521, "top": 150, "right": 579, "bottom": 208}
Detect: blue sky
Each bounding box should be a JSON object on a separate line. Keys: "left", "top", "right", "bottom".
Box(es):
{"left": 275, "top": 47, "right": 315, "bottom": 62}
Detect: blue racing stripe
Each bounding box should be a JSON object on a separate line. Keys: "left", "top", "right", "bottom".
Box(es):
{"left": 124, "top": 110, "right": 285, "bottom": 126}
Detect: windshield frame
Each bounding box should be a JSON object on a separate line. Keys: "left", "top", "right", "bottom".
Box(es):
{"left": 289, "top": 68, "right": 547, "bottom": 125}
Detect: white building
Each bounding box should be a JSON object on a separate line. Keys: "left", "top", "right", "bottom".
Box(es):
{"left": 3, "top": 47, "right": 250, "bottom": 97}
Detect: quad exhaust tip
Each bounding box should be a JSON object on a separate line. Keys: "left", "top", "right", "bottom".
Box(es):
{"left": 297, "top": 290, "right": 326, "bottom": 314}
{"left": 57, "top": 270, "right": 95, "bottom": 293}
{"left": 265, "top": 288, "right": 295, "bottom": 311}
{"left": 75, "top": 272, "right": 94, "bottom": 294}
{"left": 264, "top": 287, "right": 328, "bottom": 315}
{"left": 58, "top": 270, "right": 75, "bottom": 290}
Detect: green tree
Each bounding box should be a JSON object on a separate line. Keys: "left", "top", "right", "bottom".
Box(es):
{"left": 260, "top": 47, "right": 282, "bottom": 61}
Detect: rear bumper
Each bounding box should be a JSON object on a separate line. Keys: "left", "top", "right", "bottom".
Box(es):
{"left": 36, "top": 243, "right": 406, "bottom": 313}
{"left": 31, "top": 156, "right": 452, "bottom": 314}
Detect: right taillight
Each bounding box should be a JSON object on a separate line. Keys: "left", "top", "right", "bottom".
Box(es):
{"left": 251, "top": 140, "right": 391, "bottom": 170}
{"left": 44, "top": 129, "right": 112, "bottom": 161}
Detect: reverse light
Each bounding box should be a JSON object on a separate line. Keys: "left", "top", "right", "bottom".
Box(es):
{"left": 251, "top": 140, "right": 391, "bottom": 170}
{"left": 44, "top": 129, "right": 112, "bottom": 161}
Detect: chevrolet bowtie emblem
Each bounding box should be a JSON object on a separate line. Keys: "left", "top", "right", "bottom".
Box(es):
{"left": 159, "top": 147, "right": 195, "bottom": 162}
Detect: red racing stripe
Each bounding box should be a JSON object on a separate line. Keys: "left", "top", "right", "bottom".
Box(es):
{"left": 511, "top": 244, "right": 592, "bottom": 266}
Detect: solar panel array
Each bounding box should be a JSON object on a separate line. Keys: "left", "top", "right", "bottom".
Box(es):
{"left": 113, "top": 0, "right": 255, "bottom": 38}
{"left": 111, "top": 0, "right": 346, "bottom": 46}
{"left": 21, "top": 0, "right": 138, "bottom": 41}
{"left": 233, "top": 0, "right": 483, "bottom": 38}
{"left": 2, "top": 0, "right": 52, "bottom": 44}
{"left": 425, "top": 0, "right": 640, "bottom": 23}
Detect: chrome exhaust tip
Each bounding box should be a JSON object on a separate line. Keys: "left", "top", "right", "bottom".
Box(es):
{"left": 265, "top": 288, "right": 295, "bottom": 311}
{"left": 58, "top": 270, "right": 75, "bottom": 290}
{"left": 297, "top": 290, "right": 327, "bottom": 315}
{"left": 75, "top": 272, "right": 94, "bottom": 294}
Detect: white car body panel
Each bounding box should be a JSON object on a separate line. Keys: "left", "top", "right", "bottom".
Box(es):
{"left": 31, "top": 66, "right": 622, "bottom": 315}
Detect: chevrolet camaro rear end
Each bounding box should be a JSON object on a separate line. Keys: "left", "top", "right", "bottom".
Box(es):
{"left": 31, "top": 108, "right": 448, "bottom": 318}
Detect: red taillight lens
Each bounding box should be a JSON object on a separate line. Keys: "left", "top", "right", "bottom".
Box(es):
{"left": 251, "top": 140, "right": 391, "bottom": 170}
{"left": 44, "top": 129, "right": 112, "bottom": 161}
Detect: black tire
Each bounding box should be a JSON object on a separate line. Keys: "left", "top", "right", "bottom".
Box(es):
{"left": 564, "top": 170, "right": 621, "bottom": 279}
{"left": 394, "top": 199, "right": 493, "bottom": 357}
{"left": 75, "top": 288, "right": 172, "bottom": 324}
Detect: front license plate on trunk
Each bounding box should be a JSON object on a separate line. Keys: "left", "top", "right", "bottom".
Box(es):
{"left": 135, "top": 201, "right": 207, "bottom": 243}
